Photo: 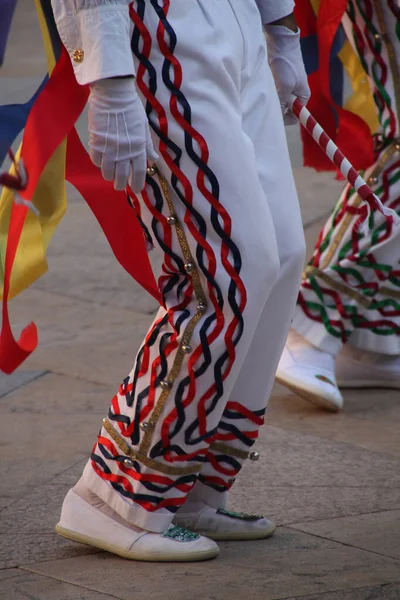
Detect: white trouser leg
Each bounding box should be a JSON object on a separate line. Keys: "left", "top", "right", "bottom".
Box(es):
{"left": 82, "top": 0, "right": 302, "bottom": 531}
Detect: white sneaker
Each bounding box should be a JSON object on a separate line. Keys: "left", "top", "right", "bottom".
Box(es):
{"left": 276, "top": 330, "right": 343, "bottom": 412}
{"left": 56, "top": 489, "right": 219, "bottom": 562}
{"left": 336, "top": 345, "right": 400, "bottom": 389}
{"left": 173, "top": 501, "right": 276, "bottom": 541}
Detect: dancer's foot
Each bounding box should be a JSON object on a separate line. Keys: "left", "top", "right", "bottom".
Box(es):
{"left": 174, "top": 499, "right": 275, "bottom": 541}
{"left": 56, "top": 487, "right": 218, "bottom": 562}
{"left": 336, "top": 345, "right": 400, "bottom": 389}
{"left": 276, "top": 329, "right": 343, "bottom": 412}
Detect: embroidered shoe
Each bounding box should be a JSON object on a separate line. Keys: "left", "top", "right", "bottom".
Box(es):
{"left": 56, "top": 489, "right": 219, "bottom": 562}
{"left": 173, "top": 502, "right": 276, "bottom": 541}
{"left": 276, "top": 331, "right": 343, "bottom": 412}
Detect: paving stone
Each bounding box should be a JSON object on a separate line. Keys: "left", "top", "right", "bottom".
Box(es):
{"left": 9, "top": 288, "right": 150, "bottom": 386}
{"left": 0, "top": 532, "right": 98, "bottom": 570}
{"left": 269, "top": 383, "right": 400, "bottom": 457}
{"left": 0, "top": 498, "right": 11, "bottom": 512}
{"left": 0, "top": 370, "right": 47, "bottom": 399}
{"left": 283, "top": 583, "right": 400, "bottom": 600}
{"left": 292, "top": 510, "right": 400, "bottom": 561}
{"left": 0, "top": 1, "right": 46, "bottom": 82}
{"left": 0, "top": 569, "right": 114, "bottom": 600}
{"left": 293, "top": 166, "right": 343, "bottom": 227}
{"left": 32, "top": 202, "right": 160, "bottom": 314}
{"left": 0, "top": 374, "right": 112, "bottom": 502}
{"left": 24, "top": 528, "right": 400, "bottom": 600}
{"left": 228, "top": 425, "right": 400, "bottom": 525}
{"left": 0, "top": 480, "right": 76, "bottom": 536}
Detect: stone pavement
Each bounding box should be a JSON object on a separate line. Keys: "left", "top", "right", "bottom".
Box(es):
{"left": 0, "top": 3, "right": 399, "bottom": 599}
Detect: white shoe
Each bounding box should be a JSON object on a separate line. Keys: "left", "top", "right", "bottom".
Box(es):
{"left": 56, "top": 489, "right": 219, "bottom": 562}
{"left": 173, "top": 500, "right": 276, "bottom": 541}
{"left": 336, "top": 345, "right": 400, "bottom": 389}
{"left": 276, "top": 330, "right": 343, "bottom": 412}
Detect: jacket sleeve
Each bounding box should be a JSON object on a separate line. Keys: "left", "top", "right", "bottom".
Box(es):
{"left": 50, "top": 0, "right": 135, "bottom": 85}
{"left": 255, "top": 0, "right": 294, "bottom": 24}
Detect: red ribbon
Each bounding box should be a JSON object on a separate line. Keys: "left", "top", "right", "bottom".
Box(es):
{"left": 65, "top": 129, "right": 159, "bottom": 301}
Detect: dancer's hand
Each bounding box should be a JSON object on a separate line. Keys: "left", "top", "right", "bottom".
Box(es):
{"left": 88, "top": 78, "right": 159, "bottom": 192}
{"left": 265, "top": 19, "right": 310, "bottom": 125}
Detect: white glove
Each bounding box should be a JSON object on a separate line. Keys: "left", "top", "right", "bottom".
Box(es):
{"left": 265, "top": 25, "right": 311, "bottom": 125}
{"left": 88, "top": 78, "right": 159, "bottom": 192}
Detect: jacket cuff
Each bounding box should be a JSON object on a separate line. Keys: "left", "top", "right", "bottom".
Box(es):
{"left": 55, "top": 4, "right": 135, "bottom": 85}
{"left": 256, "top": 0, "right": 294, "bottom": 25}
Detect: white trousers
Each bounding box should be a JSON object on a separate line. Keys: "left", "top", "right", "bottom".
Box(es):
{"left": 83, "top": 0, "right": 305, "bottom": 532}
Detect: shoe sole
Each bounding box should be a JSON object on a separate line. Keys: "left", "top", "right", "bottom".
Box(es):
{"left": 275, "top": 374, "right": 341, "bottom": 412}
{"left": 55, "top": 524, "right": 219, "bottom": 562}
{"left": 194, "top": 524, "right": 276, "bottom": 541}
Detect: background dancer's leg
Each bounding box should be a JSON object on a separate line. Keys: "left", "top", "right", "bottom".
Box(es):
{"left": 277, "top": 0, "right": 400, "bottom": 411}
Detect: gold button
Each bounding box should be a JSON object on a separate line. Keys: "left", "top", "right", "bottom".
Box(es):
{"left": 147, "top": 165, "right": 157, "bottom": 176}
{"left": 72, "top": 49, "right": 84, "bottom": 63}
{"left": 160, "top": 380, "right": 172, "bottom": 390}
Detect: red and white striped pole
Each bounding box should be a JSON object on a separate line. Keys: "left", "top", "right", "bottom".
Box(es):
{"left": 290, "top": 95, "right": 397, "bottom": 231}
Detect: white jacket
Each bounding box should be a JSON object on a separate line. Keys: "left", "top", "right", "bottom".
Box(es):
{"left": 51, "top": 0, "right": 294, "bottom": 85}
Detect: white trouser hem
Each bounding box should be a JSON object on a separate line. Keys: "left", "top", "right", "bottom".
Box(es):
{"left": 349, "top": 329, "right": 400, "bottom": 356}
{"left": 82, "top": 461, "right": 174, "bottom": 533}
{"left": 292, "top": 307, "right": 400, "bottom": 357}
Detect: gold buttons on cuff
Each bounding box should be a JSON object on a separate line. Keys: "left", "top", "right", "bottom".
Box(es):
{"left": 72, "top": 49, "right": 84, "bottom": 63}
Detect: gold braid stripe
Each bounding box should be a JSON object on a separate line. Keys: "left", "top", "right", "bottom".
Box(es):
{"left": 306, "top": 266, "right": 372, "bottom": 309}
{"left": 210, "top": 442, "right": 250, "bottom": 460}
{"left": 318, "top": 141, "right": 400, "bottom": 271}
{"left": 138, "top": 166, "right": 208, "bottom": 457}
{"left": 103, "top": 418, "right": 202, "bottom": 476}
{"left": 157, "top": 171, "right": 207, "bottom": 308}
{"left": 380, "top": 286, "right": 400, "bottom": 301}
{"left": 374, "top": 0, "right": 400, "bottom": 126}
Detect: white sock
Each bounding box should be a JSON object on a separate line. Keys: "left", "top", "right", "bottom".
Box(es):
{"left": 287, "top": 329, "right": 336, "bottom": 372}
{"left": 73, "top": 478, "right": 145, "bottom": 533}
{"left": 178, "top": 499, "right": 210, "bottom": 516}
